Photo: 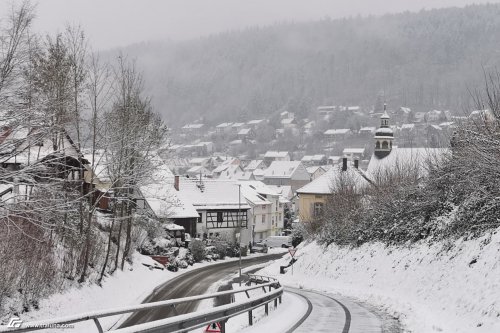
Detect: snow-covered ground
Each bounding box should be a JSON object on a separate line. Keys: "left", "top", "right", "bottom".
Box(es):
{"left": 15, "top": 252, "right": 249, "bottom": 333}
{"left": 256, "top": 229, "right": 500, "bottom": 333}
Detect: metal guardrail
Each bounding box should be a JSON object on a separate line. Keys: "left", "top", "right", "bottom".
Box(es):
{"left": 0, "top": 276, "right": 282, "bottom": 333}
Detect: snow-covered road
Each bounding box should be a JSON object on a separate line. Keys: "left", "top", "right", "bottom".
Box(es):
{"left": 235, "top": 286, "right": 400, "bottom": 333}
{"left": 287, "top": 287, "right": 395, "bottom": 333}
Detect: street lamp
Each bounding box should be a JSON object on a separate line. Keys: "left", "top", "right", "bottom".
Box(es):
{"left": 238, "top": 184, "right": 242, "bottom": 286}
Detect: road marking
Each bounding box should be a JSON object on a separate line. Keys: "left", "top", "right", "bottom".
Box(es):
{"left": 284, "top": 290, "right": 313, "bottom": 333}
{"left": 286, "top": 287, "right": 352, "bottom": 333}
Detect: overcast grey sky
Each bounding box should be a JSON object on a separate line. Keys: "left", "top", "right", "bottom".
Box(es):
{"left": 3, "top": 0, "right": 498, "bottom": 49}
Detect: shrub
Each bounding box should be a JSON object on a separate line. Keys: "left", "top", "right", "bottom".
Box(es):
{"left": 213, "top": 241, "right": 227, "bottom": 259}
{"left": 188, "top": 239, "right": 206, "bottom": 262}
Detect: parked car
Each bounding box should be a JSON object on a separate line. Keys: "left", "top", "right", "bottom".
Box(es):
{"left": 250, "top": 242, "right": 268, "bottom": 254}
{"left": 262, "top": 236, "right": 292, "bottom": 248}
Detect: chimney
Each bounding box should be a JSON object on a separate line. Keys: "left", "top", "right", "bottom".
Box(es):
{"left": 174, "top": 175, "right": 179, "bottom": 191}
{"left": 354, "top": 159, "right": 359, "bottom": 169}
{"left": 342, "top": 157, "right": 347, "bottom": 171}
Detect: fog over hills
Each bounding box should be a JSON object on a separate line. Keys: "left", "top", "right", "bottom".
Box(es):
{"left": 117, "top": 4, "right": 500, "bottom": 125}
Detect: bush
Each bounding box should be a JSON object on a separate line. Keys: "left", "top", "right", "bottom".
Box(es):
{"left": 188, "top": 239, "right": 206, "bottom": 262}
{"left": 213, "top": 241, "right": 227, "bottom": 259}
{"left": 291, "top": 225, "right": 305, "bottom": 247}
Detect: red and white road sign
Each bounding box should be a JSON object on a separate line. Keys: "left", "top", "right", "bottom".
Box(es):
{"left": 288, "top": 247, "right": 297, "bottom": 257}
{"left": 205, "top": 322, "right": 222, "bottom": 333}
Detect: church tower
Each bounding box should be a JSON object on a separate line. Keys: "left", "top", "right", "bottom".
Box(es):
{"left": 374, "top": 104, "right": 394, "bottom": 159}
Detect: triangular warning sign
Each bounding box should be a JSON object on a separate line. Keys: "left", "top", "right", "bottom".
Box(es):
{"left": 205, "top": 322, "right": 222, "bottom": 333}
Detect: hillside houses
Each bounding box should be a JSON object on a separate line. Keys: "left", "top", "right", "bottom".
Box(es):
{"left": 263, "top": 161, "right": 310, "bottom": 192}
{"left": 264, "top": 151, "right": 290, "bottom": 162}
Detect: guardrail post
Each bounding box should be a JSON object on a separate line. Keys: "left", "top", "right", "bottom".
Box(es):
{"left": 93, "top": 318, "right": 104, "bottom": 333}
{"left": 221, "top": 320, "right": 226, "bottom": 333}
{"left": 274, "top": 298, "right": 278, "bottom": 308}
{"left": 265, "top": 303, "right": 269, "bottom": 316}
{"left": 279, "top": 295, "right": 282, "bottom": 304}
{"left": 248, "top": 310, "right": 253, "bottom": 326}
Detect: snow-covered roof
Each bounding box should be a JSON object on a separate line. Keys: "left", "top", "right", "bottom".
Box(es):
{"left": 164, "top": 223, "right": 185, "bottom": 231}
{"left": 281, "top": 118, "right": 295, "bottom": 125}
{"left": 375, "top": 127, "right": 394, "bottom": 136}
{"left": 189, "top": 157, "right": 210, "bottom": 165}
{"left": 367, "top": 147, "right": 450, "bottom": 179}
{"left": 238, "top": 128, "right": 252, "bottom": 135}
{"left": 232, "top": 122, "right": 245, "bottom": 128}
{"left": 263, "top": 161, "right": 302, "bottom": 178}
{"left": 359, "top": 127, "right": 376, "bottom": 132}
{"left": 264, "top": 151, "right": 289, "bottom": 158}
{"left": 324, "top": 129, "right": 351, "bottom": 135}
{"left": 306, "top": 166, "right": 324, "bottom": 175}
{"left": 343, "top": 148, "right": 365, "bottom": 155}
{"left": 401, "top": 123, "right": 415, "bottom": 129}
{"left": 212, "top": 159, "right": 240, "bottom": 174}
{"left": 216, "top": 122, "right": 233, "bottom": 128}
{"left": 177, "top": 179, "right": 250, "bottom": 210}
{"left": 297, "top": 165, "right": 370, "bottom": 195}
{"left": 217, "top": 164, "right": 243, "bottom": 180}
{"left": 182, "top": 123, "right": 204, "bottom": 129}
{"left": 247, "top": 119, "right": 264, "bottom": 125}
{"left": 245, "top": 160, "right": 264, "bottom": 171}
{"left": 229, "top": 139, "right": 242, "bottom": 145}
{"left": 266, "top": 185, "right": 293, "bottom": 201}
{"left": 238, "top": 181, "right": 275, "bottom": 206}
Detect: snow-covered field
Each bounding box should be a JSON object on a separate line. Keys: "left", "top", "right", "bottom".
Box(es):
{"left": 16, "top": 252, "right": 246, "bottom": 332}
{"left": 256, "top": 229, "right": 500, "bottom": 333}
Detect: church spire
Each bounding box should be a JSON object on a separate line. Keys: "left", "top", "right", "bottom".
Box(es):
{"left": 374, "top": 105, "right": 393, "bottom": 159}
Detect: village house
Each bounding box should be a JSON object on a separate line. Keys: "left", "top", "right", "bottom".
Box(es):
{"left": 297, "top": 157, "right": 369, "bottom": 222}
{"left": 215, "top": 122, "right": 233, "bottom": 136}
{"left": 246, "top": 119, "right": 265, "bottom": 129}
{"left": 238, "top": 181, "right": 285, "bottom": 242}
{"left": 342, "top": 148, "right": 366, "bottom": 161}
{"left": 244, "top": 159, "right": 266, "bottom": 172}
{"left": 324, "top": 128, "right": 352, "bottom": 142}
{"left": 186, "top": 165, "right": 212, "bottom": 178}
{"left": 263, "top": 151, "right": 290, "bottom": 162}
{"left": 175, "top": 178, "right": 251, "bottom": 242}
{"left": 359, "top": 126, "right": 376, "bottom": 137}
{"left": 301, "top": 154, "right": 327, "bottom": 166}
{"left": 263, "top": 161, "right": 310, "bottom": 193}
{"left": 306, "top": 166, "right": 326, "bottom": 181}
{"left": 237, "top": 128, "right": 256, "bottom": 140}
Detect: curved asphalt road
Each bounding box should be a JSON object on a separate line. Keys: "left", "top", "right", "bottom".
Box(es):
{"left": 118, "top": 253, "right": 284, "bottom": 329}
{"left": 284, "top": 287, "right": 401, "bottom": 333}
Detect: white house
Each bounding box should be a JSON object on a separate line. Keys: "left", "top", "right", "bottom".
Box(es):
{"left": 263, "top": 151, "right": 290, "bottom": 162}
{"left": 238, "top": 181, "right": 285, "bottom": 242}
{"left": 263, "top": 161, "right": 310, "bottom": 193}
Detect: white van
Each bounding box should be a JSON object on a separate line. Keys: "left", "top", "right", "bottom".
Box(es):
{"left": 262, "top": 236, "right": 292, "bottom": 248}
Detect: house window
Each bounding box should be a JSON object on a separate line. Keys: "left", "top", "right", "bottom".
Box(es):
{"left": 217, "top": 212, "right": 223, "bottom": 222}
{"left": 262, "top": 215, "right": 266, "bottom": 224}
{"left": 197, "top": 213, "right": 202, "bottom": 223}
{"left": 313, "top": 202, "right": 324, "bottom": 217}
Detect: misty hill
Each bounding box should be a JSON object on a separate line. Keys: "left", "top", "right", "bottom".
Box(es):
{"left": 120, "top": 4, "right": 500, "bottom": 126}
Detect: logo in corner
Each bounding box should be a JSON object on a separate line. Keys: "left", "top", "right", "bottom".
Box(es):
{"left": 7, "top": 317, "right": 23, "bottom": 328}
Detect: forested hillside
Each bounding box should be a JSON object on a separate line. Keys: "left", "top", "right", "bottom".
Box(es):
{"left": 119, "top": 4, "right": 500, "bottom": 125}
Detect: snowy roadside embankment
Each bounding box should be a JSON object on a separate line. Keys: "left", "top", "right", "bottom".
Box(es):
{"left": 257, "top": 229, "right": 500, "bottom": 333}
{"left": 16, "top": 252, "right": 243, "bottom": 333}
